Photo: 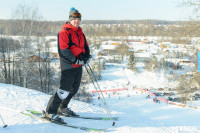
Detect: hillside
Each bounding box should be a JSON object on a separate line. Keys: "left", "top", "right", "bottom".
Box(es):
{"left": 0, "top": 63, "right": 200, "bottom": 133}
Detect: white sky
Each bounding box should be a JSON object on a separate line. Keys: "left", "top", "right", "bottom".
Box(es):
{"left": 0, "top": 0, "right": 194, "bottom": 21}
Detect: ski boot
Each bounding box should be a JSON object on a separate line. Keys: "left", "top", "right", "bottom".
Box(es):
{"left": 57, "top": 107, "right": 79, "bottom": 117}
{"left": 42, "top": 110, "right": 65, "bottom": 123}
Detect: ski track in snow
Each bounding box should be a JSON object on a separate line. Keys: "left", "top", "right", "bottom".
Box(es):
{"left": 0, "top": 63, "right": 200, "bottom": 133}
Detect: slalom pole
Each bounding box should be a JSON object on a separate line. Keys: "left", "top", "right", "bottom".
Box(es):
{"left": 85, "top": 64, "right": 115, "bottom": 126}
{"left": 0, "top": 115, "right": 8, "bottom": 128}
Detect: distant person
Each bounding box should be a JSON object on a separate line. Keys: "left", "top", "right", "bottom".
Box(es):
{"left": 146, "top": 95, "right": 150, "bottom": 99}
{"left": 153, "top": 98, "right": 156, "bottom": 103}
{"left": 45, "top": 7, "right": 90, "bottom": 122}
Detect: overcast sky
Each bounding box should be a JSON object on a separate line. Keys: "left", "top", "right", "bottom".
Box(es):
{"left": 0, "top": 0, "right": 193, "bottom": 21}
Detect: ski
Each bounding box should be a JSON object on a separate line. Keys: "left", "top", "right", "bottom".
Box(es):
{"left": 21, "top": 111, "right": 106, "bottom": 132}
{"left": 27, "top": 110, "right": 119, "bottom": 121}
{"left": 61, "top": 114, "right": 119, "bottom": 121}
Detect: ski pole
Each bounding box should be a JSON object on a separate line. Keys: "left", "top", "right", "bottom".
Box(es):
{"left": 85, "top": 64, "right": 116, "bottom": 126}
{"left": 0, "top": 115, "right": 8, "bottom": 128}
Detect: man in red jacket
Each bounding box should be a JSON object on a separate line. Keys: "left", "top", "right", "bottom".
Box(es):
{"left": 45, "top": 7, "right": 90, "bottom": 122}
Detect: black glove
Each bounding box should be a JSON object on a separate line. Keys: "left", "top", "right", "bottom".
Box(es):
{"left": 84, "top": 54, "right": 92, "bottom": 61}
{"left": 79, "top": 53, "right": 89, "bottom": 64}
{"left": 73, "top": 58, "right": 84, "bottom": 65}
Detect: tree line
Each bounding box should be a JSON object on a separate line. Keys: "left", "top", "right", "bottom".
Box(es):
{"left": 0, "top": 19, "right": 197, "bottom": 42}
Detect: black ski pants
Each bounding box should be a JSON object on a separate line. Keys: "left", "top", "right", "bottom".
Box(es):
{"left": 46, "top": 66, "right": 82, "bottom": 114}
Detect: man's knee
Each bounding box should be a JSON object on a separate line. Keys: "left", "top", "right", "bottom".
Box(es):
{"left": 57, "top": 89, "right": 69, "bottom": 100}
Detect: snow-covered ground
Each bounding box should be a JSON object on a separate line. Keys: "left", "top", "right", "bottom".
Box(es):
{"left": 0, "top": 63, "right": 200, "bottom": 133}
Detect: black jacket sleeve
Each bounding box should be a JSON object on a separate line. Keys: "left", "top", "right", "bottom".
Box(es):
{"left": 83, "top": 34, "right": 90, "bottom": 58}
{"left": 60, "top": 48, "right": 76, "bottom": 63}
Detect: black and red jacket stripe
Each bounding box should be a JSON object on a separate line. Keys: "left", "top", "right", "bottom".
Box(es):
{"left": 57, "top": 22, "right": 90, "bottom": 71}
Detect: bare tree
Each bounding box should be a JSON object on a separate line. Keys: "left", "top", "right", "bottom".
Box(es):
{"left": 176, "top": 72, "right": 200, "bottom": 104}
{"left": 180, "top": 0, "right": 200, "bottom": 74}
{"left": 0, "top": 36, "right": 21, "bottom": 84}
{"left": 116, "top": 41, "right": 130, "bottom": 60}
{"left": 12, "top": 2, "right": 42, "bottom": 88}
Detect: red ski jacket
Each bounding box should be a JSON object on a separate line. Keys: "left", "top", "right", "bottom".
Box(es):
{"left": 58, "top": 22, "right": 90, "bottom": 70}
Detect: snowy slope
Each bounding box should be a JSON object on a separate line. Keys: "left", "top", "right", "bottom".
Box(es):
{"left": 0, "top": 63, "right": 200, "bottom": 133}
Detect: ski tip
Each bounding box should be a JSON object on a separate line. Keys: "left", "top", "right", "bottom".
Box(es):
{"left": 102, "top": 118, "right": 110, "bottom": 120}
{"left": 89, "top": 128, "right": 106, "bottom": 132}
{"left": 27, "top": 110, "right": 39, "bottom": 114}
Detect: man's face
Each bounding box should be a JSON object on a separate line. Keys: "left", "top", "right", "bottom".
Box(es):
{"left": 70, "top": 18, "right": 81, "bottom": 28}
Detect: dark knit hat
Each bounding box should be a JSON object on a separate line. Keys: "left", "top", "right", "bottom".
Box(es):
{"left": 69, "top": 7, "right": 81, "bottom": 21}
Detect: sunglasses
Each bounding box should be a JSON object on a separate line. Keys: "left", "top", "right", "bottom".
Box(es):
{"left": 72, "top": 13, "right": 81, "bottom": 18}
